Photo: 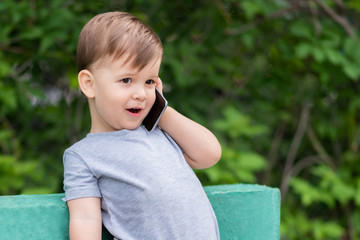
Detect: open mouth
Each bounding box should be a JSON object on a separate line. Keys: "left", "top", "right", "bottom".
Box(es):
{"left": 127, "top": 108, "right": 141, "bottom": 114}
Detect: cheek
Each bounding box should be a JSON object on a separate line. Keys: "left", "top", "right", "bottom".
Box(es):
{"left": 98, "top": 84, "right": 126, "bottom": 103}
{"left": 95, "top": 88, "right": 126, "bottom": 117}
{"left": 148, "top": 92, "right": 156, "bottom": 106}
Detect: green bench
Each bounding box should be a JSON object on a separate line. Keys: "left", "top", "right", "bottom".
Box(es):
{"left": 0, "top": 184, "right": 280, "bottom": 240}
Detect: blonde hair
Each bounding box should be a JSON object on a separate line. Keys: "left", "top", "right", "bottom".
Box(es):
{"left": 76, "top": 11, "right": 163, "bottom": 72}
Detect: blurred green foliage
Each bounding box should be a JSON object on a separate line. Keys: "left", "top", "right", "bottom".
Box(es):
{"left": 1, "top": 0, "right": 360, "bottom": 239}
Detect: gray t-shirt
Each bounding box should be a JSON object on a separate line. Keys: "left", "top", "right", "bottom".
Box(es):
{"left": 63, "top": 126, "right": 219, "bottom": 240}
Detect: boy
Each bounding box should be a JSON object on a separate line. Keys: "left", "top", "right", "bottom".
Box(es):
{"left": 63, "top": 11, "right": 222, "bottom": 240}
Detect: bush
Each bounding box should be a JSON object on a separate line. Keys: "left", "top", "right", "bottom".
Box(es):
{"left": 1, "top": 0, "right": 360, "bottom": 239}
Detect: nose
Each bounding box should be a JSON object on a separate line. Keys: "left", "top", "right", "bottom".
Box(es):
{"left": 132, "top": 85, "right": 146, "bottom": 101}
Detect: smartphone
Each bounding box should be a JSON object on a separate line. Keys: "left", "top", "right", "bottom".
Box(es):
{"left": 142, "top": 88, "right": 168, "bottom": 131}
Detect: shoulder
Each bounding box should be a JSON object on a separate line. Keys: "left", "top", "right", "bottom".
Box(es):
{"left": 63, "top": 136, "right": 95, "bottom": 170}
{"left": 64, "top": 132, "right": 112, "bottom": 157}
{"left": 64, "top": 136, "right": 90, "bottom": 153}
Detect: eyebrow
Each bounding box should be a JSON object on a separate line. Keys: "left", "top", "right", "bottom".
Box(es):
{"left": 114, "top": 72, "right": 158, "bottom": 80}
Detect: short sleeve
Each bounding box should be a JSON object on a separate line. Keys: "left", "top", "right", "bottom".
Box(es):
{"left": 62, "top": 150, "right": 101, "bottom": 202}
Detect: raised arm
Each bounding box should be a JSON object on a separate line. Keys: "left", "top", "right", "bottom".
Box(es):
{"left": 158, "top": 106, "right": 221, "bottom": 169}
{"left": 67, "top": 197, "right": 102, "bottom": 240}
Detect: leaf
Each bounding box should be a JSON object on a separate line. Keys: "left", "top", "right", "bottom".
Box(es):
{"left": 312, "top": 47, "right": 325, "bottom": 62}
{"left": 0, "top": 85, "right": 17, "bottom": 111}
{"left": 313, "top": 220, "right": 344, "bottom": 239}
{"left": 290, "top": 177, "right": 335, "bottom": 207}
{"left": 332, "top": 181, "right": 355, "bottom": 205}
{"left": 22, "top": 187, "right": 53, "bottom": 195}
{"left": 0, "top": 60, "right": 11, "bottom": 77}
{"left": 0, "top": 25, "right": 13, "bottom": 45}
{"left": 241, "top": 1, "right": 263, "bottom": 20}
{"left": 290, "top": 21, "right": 313, "bottom": 39}
{"left": 348, "top": 0, "right": 360, "bottom": 11}
{"left": 295, "top": 43, "right": 312, "bottom": 59}
{"left": 344, "top": 37, "right": 360, "bottom": 58}
{"left": 355, "top": 178, "right": 360, "bottom": 206}
{"left": 19, "top": 27, "right": 43, "bottom": 40}
{"left": 0, "top": 155, "right": 16, "bottom": 173}
{"left": 39, "top": 37, "right": 54, "bottom": 54}
{"left": 312, "top": 165, "right": 355, "bottom": 205}
{"left": 0, "top": 129, "right": 12, "bottom": 141}
{"left": 67, "top": 68, "right": 79, "bottom": 89}
{"left": 202, "top": 166, "right": 236, "bottom": 184}
{"left": 214, "top": 106, "right": 268, "bottom": 139}
{"left": 343, "top": 61, "right": 360, "bottom": 80}
{"left": 237, "top": 151, "right": 266, "bottom": 171}
{"left": 221, "top": 147, "right": 266, "bottom": 182}
{"left": 323, "top": 48, "right": 343, "bottom": 65}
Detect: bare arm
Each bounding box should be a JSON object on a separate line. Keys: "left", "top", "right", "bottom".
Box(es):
{"left": 158, "top": 106, "right": 222, "bottom": 169}
{"left": 67, "top": 197, "right": 102, "bottom": 240}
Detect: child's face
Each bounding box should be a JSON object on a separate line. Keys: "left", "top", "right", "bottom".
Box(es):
{"left": 88, "top": 55, "right": 161, "bottom": 133}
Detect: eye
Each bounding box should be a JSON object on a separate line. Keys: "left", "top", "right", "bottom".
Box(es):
{"left": 145, "top": 79, "right": 156, "bottom": 85}
{"left": 120, "top": 78, "right": 132, "bottom": 84}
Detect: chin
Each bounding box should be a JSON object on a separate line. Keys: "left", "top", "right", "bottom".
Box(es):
{"left": 126, "top": 124, "right": 142, "bottom": 130}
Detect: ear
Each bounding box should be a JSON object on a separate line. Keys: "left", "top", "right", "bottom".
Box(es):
{"left": 78, "top": 69, "right": 95, "bottom": 98}
{"left": 155, "top": 77, "right": 163, "bottom": 93}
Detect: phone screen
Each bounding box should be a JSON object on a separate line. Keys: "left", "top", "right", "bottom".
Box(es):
{"left": 142, "top": 88, "right": 168, "bottom": 131}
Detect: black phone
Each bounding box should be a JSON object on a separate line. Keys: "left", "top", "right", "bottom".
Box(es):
{"left": 142, "top": 88, "right": 168, "bottom": 131}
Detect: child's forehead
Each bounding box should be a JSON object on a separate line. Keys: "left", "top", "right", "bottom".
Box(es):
{"left": 93, "top": 53, "right": 161, "bottom": 71}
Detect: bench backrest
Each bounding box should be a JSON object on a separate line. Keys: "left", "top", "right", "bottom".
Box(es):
{"left": 0, "top": 184, "right": 280, "bottom": 239}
